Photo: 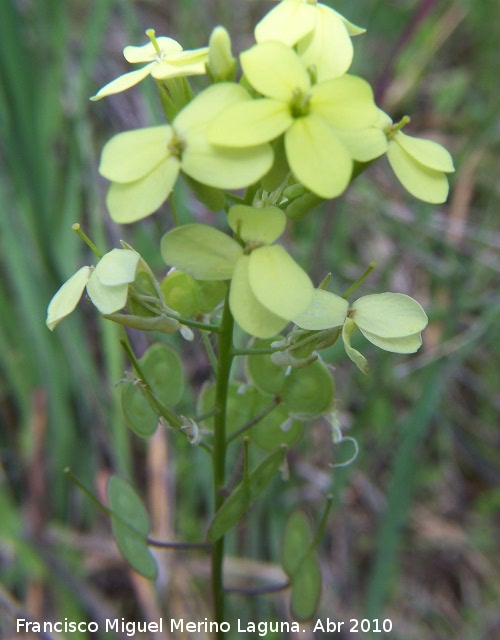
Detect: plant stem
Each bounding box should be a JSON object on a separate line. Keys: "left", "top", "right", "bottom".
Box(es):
{"left": 211, "top": 291, "right": 234, "bottom": 635}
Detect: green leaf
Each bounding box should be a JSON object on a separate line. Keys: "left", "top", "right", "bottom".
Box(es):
{"left": 387, "top": 139, "right": 449, "bottom": 204}
{"left": 230, "top": 256, "right": 289, "bottom": 338}
{"left": 107, "top": 476, "right": 157, "bottom": 580}
{"left": 241, "top": 42, "right": 310, "bottom": 101}
{"left": 95, "top": 249, "right": 140, "bottom": 286}
{"left": 227, "top": 205, "right": 286, "bottom": 245}
{"left": 248, "top": 245, "right": 313, "bottom": 320}
{"left": 161, "top": 224, "right": 243, "bottom": 280}
{"left": 342, "top": 318, "right": 369, "bottom": 374}
{"left": 285, "top": 113, "right": 352, "bottom": 199}
{"left": 247, "top": 337, "right": 287, "bottom": 395}
{"left": 207, "top": 447, "right": 285, "bottom": 542}
{"left": 46, "top": 266, "right": 91, "bottom": 330}
{"left": 99, "top": 126, "right": 171, "bottom": 183}
{"left": 293, "top": 289, "right": 348, "bottom": 330}
{"left": 281, "top": 359, "right": 335, "bottom": 417}
{"left": 140, "top": 343, "right": 184, "bottom": 407}
{"left": 352, "top": 293, "right": 428, "bottom": 338}
{"left": 121, "top": 382, "right": 158, "bottom": 438}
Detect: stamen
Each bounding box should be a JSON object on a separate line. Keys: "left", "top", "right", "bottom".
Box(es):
{"left": 290, "top": 88, "right": 312, "bottom": 118}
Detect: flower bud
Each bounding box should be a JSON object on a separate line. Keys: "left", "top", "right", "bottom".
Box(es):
{"left": 207, "top": 26, "right": 236, "bottom": 82}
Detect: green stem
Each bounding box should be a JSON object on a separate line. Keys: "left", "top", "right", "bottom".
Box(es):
{"left": 211, "top": 291, "right": 234, "bottom": 635}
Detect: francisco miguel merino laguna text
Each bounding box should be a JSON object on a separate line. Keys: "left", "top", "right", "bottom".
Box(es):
{"left": 17, "top": 617, "right": 304, "bottom": 636}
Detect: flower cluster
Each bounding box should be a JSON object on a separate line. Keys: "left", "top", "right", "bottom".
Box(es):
{"left": 90, "top": 0, "right": 454, "bottom": 226}
{"left": 48, "top": 0, "right": 452, "bottom": 361}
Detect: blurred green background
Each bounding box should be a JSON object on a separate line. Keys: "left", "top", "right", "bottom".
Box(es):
{"left": 0, "top": 0, "right": 499, "bottom": 638}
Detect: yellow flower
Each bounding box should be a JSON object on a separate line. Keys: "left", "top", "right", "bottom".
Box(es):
{"left": 90, "top": 30, "right": 208, "bottom": 101}
{"left": 209, "top": 42, "right": 380, "bottom": 199}
{"left": 255, "top": 0, "right": 365, "bottom": 81}
{"left": 99, "top": 84, "right": 273, "bottom": 223}
{"left": 379, "top": 112, "right": 455, "bottom": 204}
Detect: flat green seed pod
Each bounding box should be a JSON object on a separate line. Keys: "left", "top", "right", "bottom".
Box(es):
{"left": 140, "top": 343, "right": 184, "bottom": 407}
{"left": 121, "top": 382, "right": 158, "bottom": 438}
{"left": 283, "top": 511, "right": 312, "bottom": 577}
{"left": 161, "top": 270, "right": 199, "bottom": 317}
{"left": 207, "top": 447, "right": 285, "bottom": 542}
{"left": 290, "top": 553, "right": 322, "bottom": 621}
{"left": 283, "top": 511, "right": 321, "bottom": 621}
{"left": 246, "top": 337, "right": 287, "bottom": 395}
{"left": 198, "top": 381, "right": 301, "bottom": 449}
{"left": 107, "top": 476, "right": 157, "bottom": 580}
{"left": 249, "top": 397, "right": 303, "bottom": 452}
{"left": 281, "top": 360, "right": 334, "bottom": 417}
{"left": 198, "top": 381, "right": 255, "bottom": 436}
{"left": 129, "top": 270, "right": 158, "bottom": 317}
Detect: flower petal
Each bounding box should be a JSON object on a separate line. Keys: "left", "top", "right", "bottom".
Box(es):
{"left": 352, "top": 293, "right": 428, "bottom": 338}
{"left": 90, "top": 64, "right": 154, "bottom": 101}
{"left": 46, "top": 266, "right": 92, "bottom": 330}
{"left": 298, "top": 4, "right": 353, "bottom": 81}
{"left": 293, "top": 289, "right": 349, "bottom": 330}
{"left": 248, "top": 245, "right": 313, "bottom": 320}
{"left": 285, "top": 114, "right": 352, "bottom": 199}
{"left": 311, "top": 75, "right": 379, "bottom": 129}
{"left": 387, "top": 139, "right": 449, "bottom": 203}
{"left": 161, "top": 224, "right": 243, "bottom": 280}
{"left": 255, "top": 0, "right": 316, "bottom": 46}
{"left": 358, "top": 329, "right": 423, "bottom": 354}
{"left": 331, "top": 8, "right": 366, "bottom": 36}
{"left": 241, "top": 42, "right": 310, "bottom": 101}
{"left": 175, "top": 83, "right": 253, "bottom": 134}
{"left": 150, "top": 50, "right": 208, "bottom": 80}
{"left": 230, "top": 256, "right": 289, "bottom": 338}
{"left": 124, "top": 37, "right": 183, "bottom": 63}
{"left": 99, "top": 126, "right": 172, "bottom": 183}
{"left": 395, "top": 132, "right": 455, "bottom": 173}
{"left": 95, "top": 249, "right": 140, "bottom": 286}
{"left": 86, "top": 270, "right": 129, "bottom": 314}
{"left": 182, "top": 140, "right": 273, "bottom": 189}
{"left": 342, "top": 318, "right": 369, "bottom": 374}
{"left": 228, "top": 205, "right": 286, "bottom": 245}
{"left": 333, "top": 127, "right": 388, "bottom": 162}
{"left": 106, "top": 157, "right": 180, "bottom": 223}
{"left": 209, "top": 98, "right": 292, "bottom": 147}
